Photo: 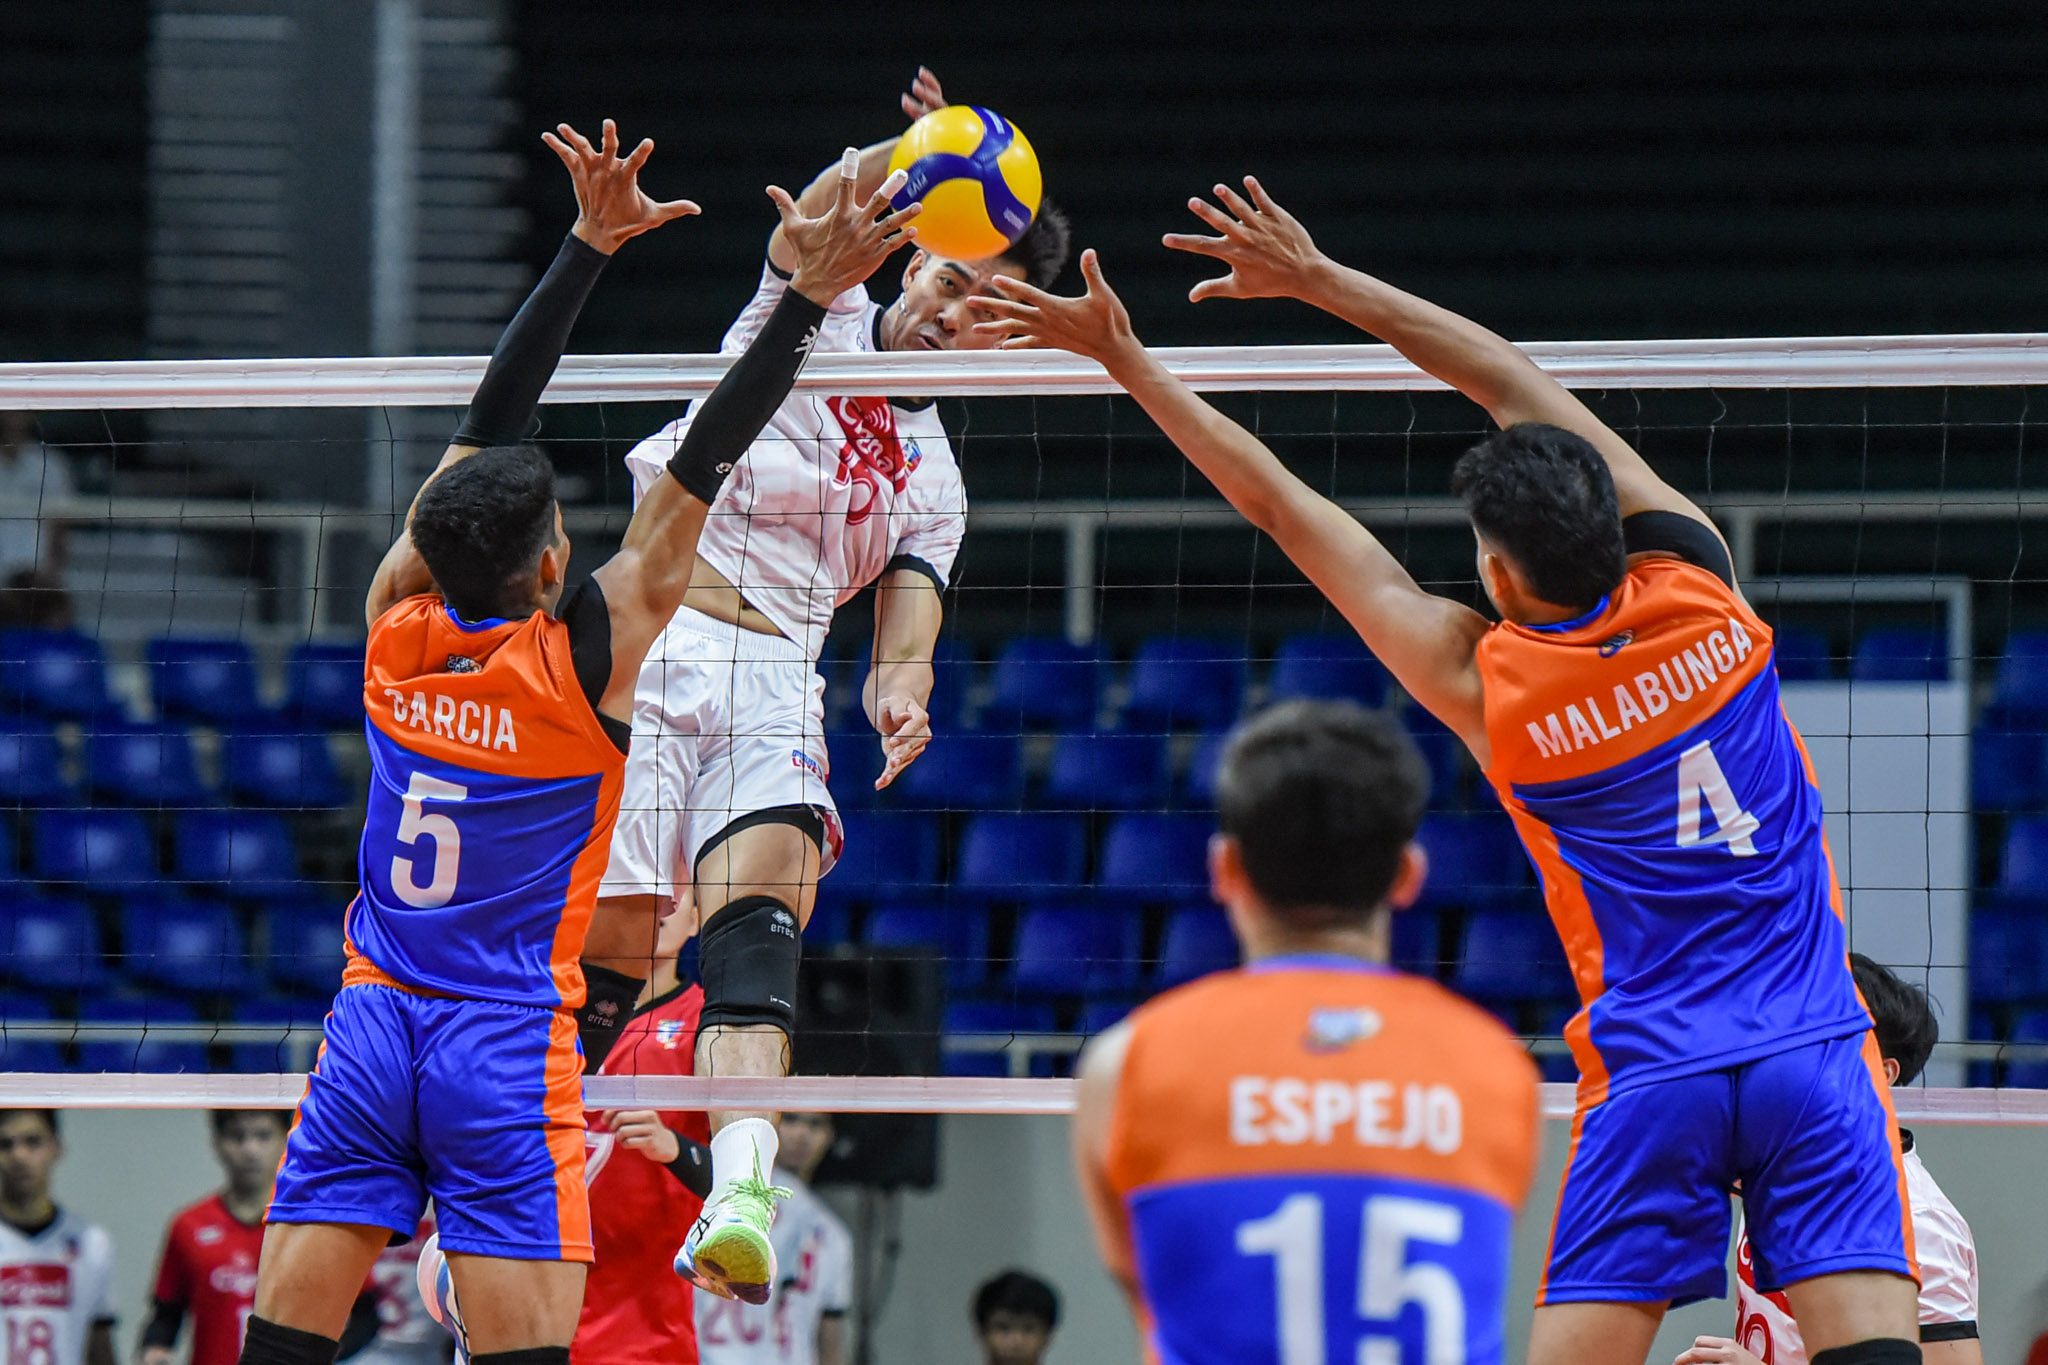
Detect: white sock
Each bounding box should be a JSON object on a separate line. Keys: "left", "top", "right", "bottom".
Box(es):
{"left": 709, "top": 1118, "right": 779, "bottom": 1202}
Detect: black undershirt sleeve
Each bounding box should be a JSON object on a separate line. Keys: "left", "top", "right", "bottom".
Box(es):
{"left": 139, "top": 1300, "right": 184, "bottom": 1351}
{"left": 666, "top": 289, "right": 828, "bottom": 503}
{"left": 452, "top": 233, "right": 608, "bottom": 450}
{"left": 1621, "top": 509, "right": 1736, "bottom": 587}
{"left": 557, "top": 579, "right": 629, "bottom": 755}
{"left": 882, "top": 553, "right": 946, "bottom": 592}
{"left": 1920, "top": 1321, "right": 1978, "bottom": 1343}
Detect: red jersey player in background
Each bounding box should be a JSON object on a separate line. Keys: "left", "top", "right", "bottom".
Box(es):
{"left": 0, "top": 1110, "right": 114, "bottom": 1365}
{"left": 143, "top": 1112, "right": 380, "bottom": 1365}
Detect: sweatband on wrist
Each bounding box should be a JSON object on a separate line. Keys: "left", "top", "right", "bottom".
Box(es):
{"left": 452, "top": 233, "right": 609, "bottom": 450}
{"left": 576, "top": 963, "right": 644, "bottom": 1070}
{"left": 667, "top": 1135, "right": 713, "bottom": 1197}
{"left": 667, "top": 289, "right": 828, "bottom": 503}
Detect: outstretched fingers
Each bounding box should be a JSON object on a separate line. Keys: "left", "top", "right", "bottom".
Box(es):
{"left": 1162, "top": 230, "right": 1231, "bottom": 258}
{"left": 1242, "top": 174, "right": 1289, "bottom": 218}
{"left": 653, "top": 197, "right": 701, "bottom": 221}
{"left": 1212, "top": 180, "right": 1260, "bottom": 221}
{"left": 621, "top": 136, "right": 655, "bottom": 175}
{"left": 557, "top": 121, "right": 598, "bottom": 159}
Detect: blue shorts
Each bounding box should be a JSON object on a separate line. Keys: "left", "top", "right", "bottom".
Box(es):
{"left": 1542, "top": 1031, "right": 1912, "bottom": 1306}
{"left": 270, "top": 983, "right": 592, "bottom": 1262}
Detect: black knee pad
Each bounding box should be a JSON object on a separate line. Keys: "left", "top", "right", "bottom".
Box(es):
{"left": 238, "top": 1316, "right": 340, "bottom": 1365}
{"left": 472, "top": 1351, "right": 571, "bottom": 1365}
{"left": 698, "top": 894, "right": 801, "bottom": 1036}
{"left": 1812, "top": 1340, "right": 1922, "bottom": 1365}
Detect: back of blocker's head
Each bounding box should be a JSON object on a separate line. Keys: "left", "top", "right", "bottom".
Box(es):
{"left": 1452, "top": 422, "right": 1628, "bottom": 614}
{"left": 1849, "top": 952, "right": 1938, "bottom": 1086}
{"left": 997, "top": 199, "right": 1072, "bottom": 289}
{"left": 409, "top": 445, "right": 558, "bottom": 621}
{"left": 1215, "top": 700, "right": 1428, "bottom": 927}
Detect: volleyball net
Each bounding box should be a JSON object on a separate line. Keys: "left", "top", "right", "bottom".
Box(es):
{"left": 2, "top": 335, "right": 2047, "bottom": 1122}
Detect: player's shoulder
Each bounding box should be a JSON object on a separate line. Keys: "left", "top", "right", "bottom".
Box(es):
{"left": 1904, "top": 1145, "right": 1973, "bottom": 1237}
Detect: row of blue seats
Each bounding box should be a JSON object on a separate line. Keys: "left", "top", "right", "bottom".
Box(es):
{"left": 0, "top": 808, "right": 311, "bottom": 894}
{"left": 3, "top": 894, "right": 343, "bottom": 995}
{"left": 0, "top": 993, "right": 332, "bottom": 1074}
{"left": 0, "top": 725, "right": 349, "bottom": 809}
{"left": 826, "top": 810, "right": 1534, "bottom": 905}
{"left": 0, "top": 631, "right": 363, "bottom": 728}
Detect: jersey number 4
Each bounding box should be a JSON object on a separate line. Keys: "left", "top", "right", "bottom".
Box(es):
{"left": 391, "top": 771, "right": 469, "bottom": 907}
{"left": 1676, "top": 739, "right": 1759, "bottom": 857}
{"left": 1236, "top": 1192, "right": 1466, "bottom": 1365}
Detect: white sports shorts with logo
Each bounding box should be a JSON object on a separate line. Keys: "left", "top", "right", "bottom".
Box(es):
{"left": 600, "top": 606, "right": 841, "bottom": 902}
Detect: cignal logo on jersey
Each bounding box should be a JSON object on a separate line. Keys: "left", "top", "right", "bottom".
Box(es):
{"left": 0, "top": 1265, "right": 69, "bottom": 1308}
{"left": 826, "top": 395, "right": 913, "bottom": 524}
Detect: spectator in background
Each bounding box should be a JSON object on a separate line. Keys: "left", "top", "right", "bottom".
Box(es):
{"left": 0, "top": 1110, "right": 115, "bottom": 1365}
{"left": 0, "top": 412, "right": 74, "bottom": 630}
{"left": 140, "top": 1111, "right": 379, "bottom": 1365}
{"left": 970, "top": 1272, "right": 1059, "bottom": 1365}
{"left": 696, "top": 1112, "right": 852, "bottom": 1365}
{"left": 351, "top": 1216, "right": 451, "bottom": 1365}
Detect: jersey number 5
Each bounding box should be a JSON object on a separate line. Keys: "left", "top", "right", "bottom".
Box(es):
{"left": 1676, "top": 739, "right": 1760, "bottom": 857}
{"left": 1236, "top": 1192, "right": 1467, "bottom": 1365}
{"left": 392, "top": 771, "right": 469, "bottom": 907}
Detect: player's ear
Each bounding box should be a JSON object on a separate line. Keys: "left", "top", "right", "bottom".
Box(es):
{"left": 901, "top": 248, "right": 929, "bottom": 290}
{"left": 1386, "top": 840, "right": 1427, "bottom": 911}
{"left": 1883, "top": 1056, "right": 1901, "bottom": 1086}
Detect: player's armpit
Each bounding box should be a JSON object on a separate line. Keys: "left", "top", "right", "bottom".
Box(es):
{"left": 590, "top": 474, "right": 711, "bottom": 717}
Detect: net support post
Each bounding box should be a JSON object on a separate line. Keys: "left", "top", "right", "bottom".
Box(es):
{"left": 1064, "top": 513, "right": 1100, "bottom": 646}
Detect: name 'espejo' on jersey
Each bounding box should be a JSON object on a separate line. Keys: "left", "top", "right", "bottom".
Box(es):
{"left": 1478, "top": 556, "right": 1868, "bottom": 1098}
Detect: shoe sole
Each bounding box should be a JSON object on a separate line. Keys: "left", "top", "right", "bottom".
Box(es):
{"left": 680, "top": 1224, "right": 776, "bottom": 1306}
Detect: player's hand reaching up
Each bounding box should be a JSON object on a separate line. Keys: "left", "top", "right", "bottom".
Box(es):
{"left": 873, "top": 695, "right": 932, "bottom": 790}
{"left": 1671, "top": 1337, "right": 1766, "bottom": 1365}
{"left": 901, "top": 65, "right": 947, "bottom": 121}
{"left": 971, "top": 249, "right": 1142, "bottom": 366}
{"left": 602, "top": 1110, "right": 681, "bottom": 1165}
{"left": 1165, "top": 176, "right": 1331, "bottom": 304}
{"left": 770, "top": 155, "right": 923, "bottom": 308}
{"left": 544, "top": 119, "right": 699, "bottom": 256}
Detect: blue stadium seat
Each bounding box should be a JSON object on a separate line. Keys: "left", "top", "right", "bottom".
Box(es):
{"left": 1079, "top": 998, "right": 1136, "bottom": 1036}
{"left": 172, "top": 811, "right": 299, "bottom": 895}
{"left": 1097, "top": 814, "right": 1212, "bottom": 899}
{"left": 1999, "top": 816, "right": 2048, "bottom": 901}
{"left": 1993, "top": 634, "right": 2048, "bottom": 718}
{"left": 941, "top": 1051, "right": 1010, "bottom": 1077}
{"left": 828, "top": 812, "right": 942, "bottom": 900}
{"left": 1042, "top": 732, "right": 1171, "bottom": 811}
{"left": 823, "top": 725, "right": 889, "bottom": 810}
{"left": 0, "top": 893, "right": 108, "bottom": 991}
{"left": 1155, "top": 905, "right": 1238, "bottom": 989}
{"left": 940, "top": 1000, "right": 1059, "bottom": 1078}
{"left": 0, "top": 994, "right": 63, "bottom": 1070}
{"left": 803, "top": 899, "right": 853, "bottom": 949}
{"left": 1405, "top": 712, "right": 1470, "bottom": 811}
{"left": 0, "top": 630, "right": 111, "bottom": 720}
{"left": 954, "top": 814, "right": 1089, "bottom": 896}
{"left": 1969, "top": 908, "right": 2048, "bottom": 1004}
{"left": 889, "top": 732, "right": 1023, "bottom": 811}
{"left": 1181, "top": 730, "right": 1230, "bottom": 808}
{"left": 981, "top": 638, "right": 1101, "bottom": 731}
{"left": 863, "top": 902, "right": 991, "bottom": 990}
{"left": 0, "top": 725, "right": 73, "bottom": 805}
{"left": 148, "top": 638, "right": 263, "bottom": 726}
{"left": 262, "top": 900, "right": 347, "bottom": 995}
{"left": 33, "top": 809, "right": 157, "bottom": 887}
{"left": 85, "top": 726, "right": 211, "bottom": 807}
{"left": 1011, "top": 903, "right": 1144, "bottom": 997}
{"left": 2004, "top": 1010, "right": 2048, "bottom": 1089}
{"left": 1390, "top": 908, "right": 1444, "bottom": 977}
{"left": 222, "top": 731, "right": 347, "bottom": 808}
{"left": 1453, "top": 910, "right": 1574, "bottom": 1004}
{"left": 1769, "top": 627, "right": 1835, "bottom": 682}
{"left": 122, "top": 896, "right": 254, "bottom": 994}
{"left": 1967, "top": 1007, "right": 1999, "bottom": 1089}
{"left": 1269, "top": 633, "right": 1391, "bottom": 708}
{"left": 1119, "top": 637, "right": 1246, "bottom": 732}
{"left": 76, "top": 995, "right": 211, "bottom": 1073}
{"left": 228, "top": 996, "right": 327, "bottom": 1073}
{"left": 287, "top": 643, "right": 366, "bottom": 729}
{"left": 1850, "top": 628, "right": 1947, "bottom": 682}
{"left": 1974, "top": 721, "right": 2048, "bottom": 812}
{"left": 1416, "top": 815, "right": 1531, "bottom": 907}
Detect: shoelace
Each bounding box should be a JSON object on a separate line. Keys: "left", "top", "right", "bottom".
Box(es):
{"left": 722, "top": 1154, "right": 792, "bottom": 1226}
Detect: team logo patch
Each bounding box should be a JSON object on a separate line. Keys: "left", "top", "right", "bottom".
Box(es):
{"left": 444, "top": 654, "right": 481, "bottom": 673}
{"left": 791, "top": 749, "right": 823, "bottom": 778}
{"left": 195, "top": 1226, "right": 222, "bottom": 1245}
{"left": 1598, "top": 629, "right": 1635, "bottom": 657}
{"left": 1303, "top": 1006, "right": 1382, "bottom": 1053}
{"left": 902, "top": 437, "right": 924, "bottom": 474}
{"left": 655, "top": 1020, "right": 688, "bottom": 1049}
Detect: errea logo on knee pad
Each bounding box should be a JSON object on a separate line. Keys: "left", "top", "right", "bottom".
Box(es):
{"left": 771, "top": 908, "right": 797, "bottom": 938}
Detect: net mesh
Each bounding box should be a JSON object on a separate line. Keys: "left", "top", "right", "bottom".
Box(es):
{"left": 2, "top": 338, "right": 2046, "bottom": 1113}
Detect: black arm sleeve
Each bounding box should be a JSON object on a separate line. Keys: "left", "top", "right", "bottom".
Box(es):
{"left": 139, "top": 1300, "right": 184, "bottom": 1351}
{"left": 667, "top": 1134, "right": 713, "bottom": 1198}
{"left": 882, "top": 553, "right": 946, "bottom": 592}
{"left": 451, "top": 233, "right": 609, "bottom": 449}
{"left": 556, "top": 578, "right": 629, "bottom": 753}
{"left": 335, "top": 1291, "right": 382, "bottom": 1360}
{"left": 667, "top": 289, "right": 828, "bottom": 503}
{"left": 1622, "top": 510, "right": 1735, "bottom": 587}
{"left": 577, "top": 965, "right": 645, "bottom": 1070}
{"left": 1920, "top": 1322, "right": 1979, "bottom": 1343}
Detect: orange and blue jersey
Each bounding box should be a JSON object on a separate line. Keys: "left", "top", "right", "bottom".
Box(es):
{"left": 1103, "top": 958, "right": 1539, "bottom": 1365}
{"left": 1477, "top": 557, "right": 1868, "bottom": 1099}
{"left": 345, "top": 592, "right": 627, "bottom": 1010}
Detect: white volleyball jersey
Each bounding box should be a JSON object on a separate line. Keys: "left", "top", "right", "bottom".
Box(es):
{"left": 624, "top": 264, "right": 968, "bottom": 663}
{"left": 695, "top": 1172, "right": 852, "bottom": 1365}
{"left": 0, "top": 1209, "right": 115, "bottom": 1365}
{"left": 1735, "top": 1136, "right": 1977, "bottom": 1364}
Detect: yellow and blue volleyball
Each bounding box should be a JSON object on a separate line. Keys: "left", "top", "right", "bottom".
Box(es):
{"left": 887, "top": 106, "right": 1042, "bottom": 261}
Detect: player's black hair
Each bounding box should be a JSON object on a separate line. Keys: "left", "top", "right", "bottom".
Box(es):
{"left": 1451, "top": 421, "right": 1629, "bottom": 613}
{"left": 409, "top": 445, "right": 559, "bottom": 621}
{"left": 972, "top": 1269, "right": 1061, "bottom": 1331}
{"left": 996, "top": 198, "right": 1072, "bottom": 290}
{"left": 1214, "top": 700, "right": 1428, "bottom": 924}
{"left": 209, "top": 1109, "right": 291, "bottom": 1137}
{"left": 1850, "top": 953, "right": 1939, "bottom": 1087}
{"left": 0, "top": 1110, "right": 58, "bottom": 1137}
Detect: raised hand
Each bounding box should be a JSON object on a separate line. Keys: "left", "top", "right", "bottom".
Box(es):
{"left": 970, "top": 248, "right": 1141, "bottom": 365}
{"left": 600, "top": 1110, "right": 681, "bottom": 1165}
{"left": 769, "top": 154, "right": 923, "bottom": 307}
{"left": 543, "top": 118, "right": 699, "bottom": 255}
{"left": 1670, "top": 1337, "right": 1765, "bottom": 1365}
{"left": 1163, "top": 175, "right": 1329, "bottom": 303}
{"left": 901, "top": 65, "right": 947, "bottom": 121}
{"left": 874, "top": 695, "right": 932, "bottom": 791}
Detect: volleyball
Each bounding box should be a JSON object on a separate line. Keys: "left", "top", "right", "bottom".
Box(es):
{"left": 887, "top": 105, "right": 1042, "bottom": 260}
